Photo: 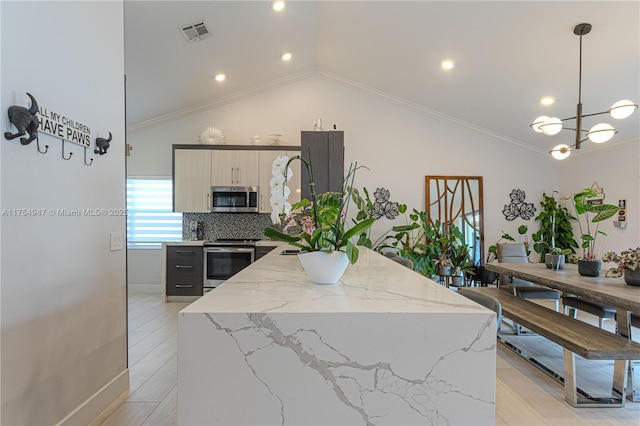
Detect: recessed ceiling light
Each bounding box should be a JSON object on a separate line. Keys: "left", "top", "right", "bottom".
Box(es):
{"left": 441, "top": 59, "right": 454, "bottom": 70}
{"left": 271, "top": 1, "right": 285, "bottom": 12}
{"left": 541, "top": 97, "right": 554, "bottom": 105}
{"left": 214, "top": 73, "right": 226, "bottom": 82}
{"left": 281, "top": 51, "right": 292, "bottom": 61}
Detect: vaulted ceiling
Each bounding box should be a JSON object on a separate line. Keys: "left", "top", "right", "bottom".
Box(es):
{"left": 124, "top": 1, "right": 640, "bottom": 154}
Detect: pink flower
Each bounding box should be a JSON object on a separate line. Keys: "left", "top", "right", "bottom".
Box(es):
{"left": 283, "top": 213, "right": 297, "bottom": 231}
{"left": 300, "top": 215, "right": 316, "bottom": 236}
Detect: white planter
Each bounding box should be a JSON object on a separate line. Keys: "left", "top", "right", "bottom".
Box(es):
{"left": 298, "top": 251, "right": 349, "bottom": 284}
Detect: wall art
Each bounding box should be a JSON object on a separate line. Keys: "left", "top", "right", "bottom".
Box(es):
{"left": 4, "top": 92, "right": 39, "bottom": 145}
{"left": 503, "top": 189, "right": 536, "bottom": 220}
{"left": 372, "top": 188, "right": 400, "bottom": 219}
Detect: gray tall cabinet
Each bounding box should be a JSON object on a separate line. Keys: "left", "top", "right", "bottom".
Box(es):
{"left": 300, "top": 131, "right": 344, "bottom": 200}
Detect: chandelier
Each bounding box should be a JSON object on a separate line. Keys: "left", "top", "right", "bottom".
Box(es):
{"left": 530, "top": 23, "right": 638, "bottom": 160}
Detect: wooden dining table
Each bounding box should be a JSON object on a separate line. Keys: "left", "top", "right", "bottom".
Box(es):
{"left": 485, "top": 262, "right": 640, "bottom": 402}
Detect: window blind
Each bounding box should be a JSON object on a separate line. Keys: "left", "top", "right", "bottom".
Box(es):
{"left": 127, "top": 179, "right": 183, "bottom": 248}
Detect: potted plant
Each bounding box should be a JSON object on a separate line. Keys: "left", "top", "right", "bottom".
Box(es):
{"left": 263, "top": 155, "right": 375, "bottom": 284}
{"left": 531, "top": 192, "right": 578, "bottom": 264}
{"left": 562, "top": 188, "right": 618, "bottom": 277}
{"left": 603, "top": 248, "right": 640, "bottom": 285}
{"left": 448, "top": 225, "right": 475, "bottom": 286}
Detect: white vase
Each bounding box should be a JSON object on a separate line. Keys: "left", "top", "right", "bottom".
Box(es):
{"left": 298, "top": 251, "right": 349, "bottom": 284}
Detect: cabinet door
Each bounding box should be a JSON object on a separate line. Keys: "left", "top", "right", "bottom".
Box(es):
{"left": 166, "top": 246, "right": 204, "bottom": 296}
{"left": 211, "top": 150, "right": 234, "bottom": 186}
{"left": 211, "top": 150, "right": 260, "bottom": 187}
{"left": 234, "top": 151, "right": 259, "bottom": 187}
{"left": 174, "top": 149, "right": 211, "bottom": 212}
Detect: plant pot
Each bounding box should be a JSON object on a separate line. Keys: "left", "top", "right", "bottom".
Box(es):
{"left": 624, "top": 268, "right": 640, "bottom": 286}
{"left": 545, "top": 253, "right": 565, "bottom": 270}
{"left": 450, "top": 275, "right": 463, "bottom": 287}
{"left": 298, "top": 251, "right": 349, "bottom": 284}
{"left": 477, "top": 266, "right": 497, "bottom": 284}
{"left": 437, "top": 265, "right": 451, "bottom": 276}
{"left": 578, "top": 259, "right": 602, "bottom": 277}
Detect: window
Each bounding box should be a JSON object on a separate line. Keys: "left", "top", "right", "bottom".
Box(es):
{"left": 127, "top": 178, "right": 183, "bottom": 249}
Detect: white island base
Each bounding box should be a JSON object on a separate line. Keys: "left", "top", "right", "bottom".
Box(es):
{"left": 178, "top": 247, "right": 496, "bottom": 425}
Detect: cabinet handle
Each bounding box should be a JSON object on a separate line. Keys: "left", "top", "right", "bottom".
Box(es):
{"left": 207, "top": 193, "right": 211, "bottom": 212}
{"left": 175, "top": 250, "right": 194, "bottom": 254}
{"left": 175, "top": 284, "right": 194, "bottom": 288}
{"left": 237, "top": 167, "right": 241, "bottom": 184}
{"left": 231, "top": 168, "right": 234, "bottom": 184}
{"left": 175, "top": 265, "right": 194, "bottom": 269}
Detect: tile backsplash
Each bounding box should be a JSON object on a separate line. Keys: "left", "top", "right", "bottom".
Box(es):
{"left": 183, "top": 212, "right": 275, "bottom": 241}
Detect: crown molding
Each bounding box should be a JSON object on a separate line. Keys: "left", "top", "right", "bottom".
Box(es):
{"left": 127, "top": 71, "right": 317, "bottom": 134}
{"left": 557, "top": 135, "right": 639, "bottom": 162}
{"left": 314, "top": 69, "right": 549, "bottom": 157}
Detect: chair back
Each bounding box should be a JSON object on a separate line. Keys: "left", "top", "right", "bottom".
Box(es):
{"left": 497, "top": 242, "right": 528, "bottom": 264}
{"left": 457, "top": 288, "right": 502, "bottom": 331}
{"left": 392, "top": 257, "right": 414, "bottom": 270}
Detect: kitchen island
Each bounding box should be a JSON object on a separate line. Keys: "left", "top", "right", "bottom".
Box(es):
{"left": 177, "top": 247, "right": 496, "bottom": 425}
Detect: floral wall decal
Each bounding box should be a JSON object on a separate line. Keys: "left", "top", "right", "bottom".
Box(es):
{"left": 503, "top": 189, "right": 536, "bottom": 221}
{"left": 372, "top": 188, "right": 400, "bottom": 219}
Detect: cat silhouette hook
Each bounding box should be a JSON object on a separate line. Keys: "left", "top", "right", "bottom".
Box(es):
{"left": 61, "top": 139, "right": 73, "bottom": 160}
{"left": 4, "top": 93, "right": 39, "bottom": 145}
{"left": 83, "top": 146, "right": 93, "bottom": 166}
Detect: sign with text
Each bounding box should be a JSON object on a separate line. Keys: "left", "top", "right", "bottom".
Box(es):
{"left": 35, "top": 106, "right": 92, "bottom": 147}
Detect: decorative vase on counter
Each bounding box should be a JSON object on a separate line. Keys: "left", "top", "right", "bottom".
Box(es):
{"left": 578, "top": 259, "right": 602, "bottom": 277}
{"left": 298, "top": 251, "right": 349, "bottom": 284}
{"left": 545, "top": 254, "right": 566, "bottom": 270}
{"left": 624, "top": 268, "right": 640, "bottom": 286}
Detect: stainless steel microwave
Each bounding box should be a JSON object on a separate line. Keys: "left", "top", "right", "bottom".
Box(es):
{"left": 211, "top": 186, "right": 259, "bottom": 213}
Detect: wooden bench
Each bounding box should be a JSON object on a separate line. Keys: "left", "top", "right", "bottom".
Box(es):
{"left": 464, "top": 287, "right": 640, "bottom": 407}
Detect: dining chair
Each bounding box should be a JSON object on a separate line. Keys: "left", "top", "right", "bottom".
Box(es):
{"left": 391, "top": 256, "right": 414, "bottom": 270}
{"left": 497, "top": 242, "right": 561, "bottom": 334}
{"left": 562, "top": 296, "right": 616, "bottom": 328}
{"left": 457, "top": 287, "right": 502, "bottom": 332}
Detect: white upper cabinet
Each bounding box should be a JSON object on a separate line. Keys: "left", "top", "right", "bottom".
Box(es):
{"left": 174, "top": 149, "right": 212, "bottom": 213}
{"left": 211, "top": 150, "right": 259, "bottom": 187}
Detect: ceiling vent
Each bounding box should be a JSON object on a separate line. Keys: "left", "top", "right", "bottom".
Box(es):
{"left": 180, "top": 21, "right": 210, "bottom": 43}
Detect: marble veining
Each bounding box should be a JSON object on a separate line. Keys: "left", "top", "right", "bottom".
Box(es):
{"left": 178, "top": 247, "right": 496, "bottom": 425}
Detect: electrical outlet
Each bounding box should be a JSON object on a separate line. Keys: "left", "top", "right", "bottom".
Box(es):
{"left": 110, "top": 231, "right": 123, "bottom": 251}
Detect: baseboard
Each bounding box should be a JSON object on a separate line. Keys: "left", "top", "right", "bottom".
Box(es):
{"left": 128, "top": 283, "right": 161, "bottom": 294}
{"left": 57, "top": 369, "right": 130, "bottom": 426}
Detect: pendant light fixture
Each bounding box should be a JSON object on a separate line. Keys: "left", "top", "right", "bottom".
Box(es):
{"left": 531, "top": 23, "right": 638, "bottom": 160}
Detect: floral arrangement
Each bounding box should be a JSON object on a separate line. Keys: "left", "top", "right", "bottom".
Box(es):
{"left": 603, "top": 247, "right": 640, "bottom": 278}
{"left": 263, "top": 155, "right": 375, "bottom": 264}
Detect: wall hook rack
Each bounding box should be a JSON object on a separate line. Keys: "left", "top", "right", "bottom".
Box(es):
{"left": 61, "top": 139, "right": 73, "bottom": 160}
{"left": 83, "top": 146, "right": 93, "bottom": 166}
{"left": 36, "top": 134, "right": 48, "bottom": 154}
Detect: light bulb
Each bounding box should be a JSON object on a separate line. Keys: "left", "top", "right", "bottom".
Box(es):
{"left": 281, "top": 51, "right": 292, "bottom": 61}
{"left": 550, "top": 144, "right": 571, "bottom": 160}
{"left": 540, "top": 117, "right": 563, "bottom": 136}
{"left": 214, "top": 73, "right": 226, "bottom": 82}
{"left": 609, "top": 100, "right": 638, "bottom": 119}
{"left": 441, "top": 60, "right": 454, "bottom": 70}
{"left": 271, "top": 1, "right": 285, "bottom": 11}
{"left": 531, "top": 116, "right": 549, "bottom": 133}
{"left": 587, "top": 123, "right": 616, "bottom": 143}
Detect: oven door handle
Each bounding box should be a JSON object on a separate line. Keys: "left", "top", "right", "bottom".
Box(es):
{"left": 204, "top": 247, "right": 255, "bottom": 253}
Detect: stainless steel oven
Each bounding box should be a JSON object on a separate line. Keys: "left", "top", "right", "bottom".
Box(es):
{"left": 203, "top": 240, "right": 256, "bottom": 292}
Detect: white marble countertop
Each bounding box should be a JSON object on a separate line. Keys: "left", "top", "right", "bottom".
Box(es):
{"left": 182, "top": 246, "right": 488, "bottom": 315}
{"left": 163, "top": 240, "right": 283, "bottom": 247}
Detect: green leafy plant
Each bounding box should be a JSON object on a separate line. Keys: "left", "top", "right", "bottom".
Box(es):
{"left": 448, "top": 224, "right": 475, "bottom": 277}
{"left": 263, "top": 155, "right": 375, "bottom": 264}
{"left": 531, "top": 192, "right": 578, "bottom": 262}
{"left": 603, "top": 248, "right": 640, "bottom": 277}
{"left": 561, "top": 188, "right": 618, "bottom": 260}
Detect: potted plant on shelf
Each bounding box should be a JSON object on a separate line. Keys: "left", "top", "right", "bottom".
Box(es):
{"left": 603, "top": 248, "right": 640, "bottom": 286}
{"left": 561, "top": 188, "right": 618, "bottom": 277}
{"left": 263, "top": 155, "right": 375, "bottom": 284}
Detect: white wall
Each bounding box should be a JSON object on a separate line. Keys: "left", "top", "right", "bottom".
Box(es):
{"left": 1, "top": 2, "right": 127, "bottom": 425}
{"left": 128, "top": 76, "right": 559, "bottom": 278}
